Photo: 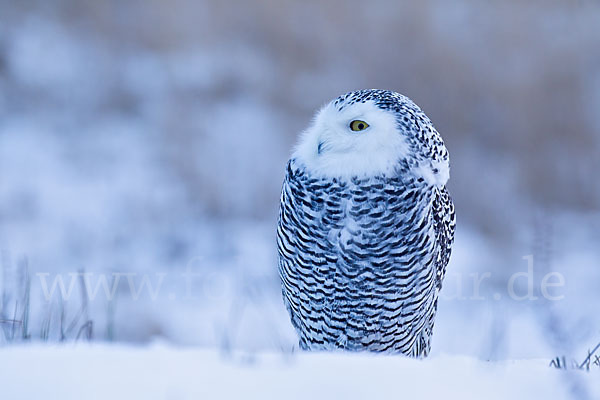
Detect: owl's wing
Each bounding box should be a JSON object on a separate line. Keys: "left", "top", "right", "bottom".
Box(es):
{"left": 276, "top": 161, "right": 305, "bottom": 334}
{"left": 432, "top": 185, "right": 455, "bottom": 290}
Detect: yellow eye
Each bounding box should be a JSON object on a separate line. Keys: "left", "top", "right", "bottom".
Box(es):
{"left": 349, "top": 120, "right": 369, "bottom": 131}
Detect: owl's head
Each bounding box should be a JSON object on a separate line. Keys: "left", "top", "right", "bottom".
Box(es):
{"left": 293, "top": 89, "right": 449, "bottom": 186}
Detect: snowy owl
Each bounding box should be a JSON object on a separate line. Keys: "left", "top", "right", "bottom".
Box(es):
{"left": 277, "top": 89, "right": 455, "bottom": 357}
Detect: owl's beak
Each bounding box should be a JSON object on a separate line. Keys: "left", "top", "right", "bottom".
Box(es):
{"left": 317, "top": 141, "right": 325, "bottom": 155}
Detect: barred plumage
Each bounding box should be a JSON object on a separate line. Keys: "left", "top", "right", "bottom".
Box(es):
{"left": 277, "top": 89, "right": 455, "bottom": 357}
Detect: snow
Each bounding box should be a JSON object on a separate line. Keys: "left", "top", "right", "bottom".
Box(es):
{"left": 1, "top": 344, "right": 594, "bottom": 400}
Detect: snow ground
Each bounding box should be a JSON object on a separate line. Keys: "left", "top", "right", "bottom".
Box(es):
{"left": 1, "top": 344, "right": 596, "bottom": 400}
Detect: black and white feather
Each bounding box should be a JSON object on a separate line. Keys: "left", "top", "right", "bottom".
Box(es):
{"left": 277, "top": 89, "right": 455, "bottom": 357}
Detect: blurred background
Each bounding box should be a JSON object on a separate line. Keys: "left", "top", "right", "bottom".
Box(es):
{"left": 0, "top": 0, "right": 599, "bottom": 360}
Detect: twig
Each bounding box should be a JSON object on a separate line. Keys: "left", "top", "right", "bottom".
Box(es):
{"left": 579, "top": 341, "right": 600, "bottom": 370}
{"left": 0, "top": 319, "right": 22, "bottom": 325}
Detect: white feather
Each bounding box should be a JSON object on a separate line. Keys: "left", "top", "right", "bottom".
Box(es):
{"left": 417, "top": 159, "right": 450, "bottom": 187}
{"left": 293, "top": 101, "right": 410, "bottom": 179}
{"left": 293, "top": 99, "right": 449, "bottom": 186}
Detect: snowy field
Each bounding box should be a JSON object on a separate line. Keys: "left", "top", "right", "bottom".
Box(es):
{"left": 2, "top": 344, "right": 598, "bottom": 400}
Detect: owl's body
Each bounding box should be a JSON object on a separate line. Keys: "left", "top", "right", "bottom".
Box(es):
{"left": 277, "top": 90, "right": 455, "bottom": 357}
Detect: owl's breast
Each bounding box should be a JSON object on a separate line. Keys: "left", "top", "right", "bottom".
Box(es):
{"left": 278, "top": 163, "right": 440, "bottom": 354}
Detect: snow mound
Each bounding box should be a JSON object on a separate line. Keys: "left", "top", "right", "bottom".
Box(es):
{"left": 1, "top": 344, "right": 596, "bottom": 400}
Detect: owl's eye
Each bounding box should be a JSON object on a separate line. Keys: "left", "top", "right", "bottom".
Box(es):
{"left": 349, "top": 120, "right": 369, "bottom": 132}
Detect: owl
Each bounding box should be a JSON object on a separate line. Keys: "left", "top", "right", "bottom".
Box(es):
{"left": 277, "top": 89, "right": 455, "bottom": 357}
